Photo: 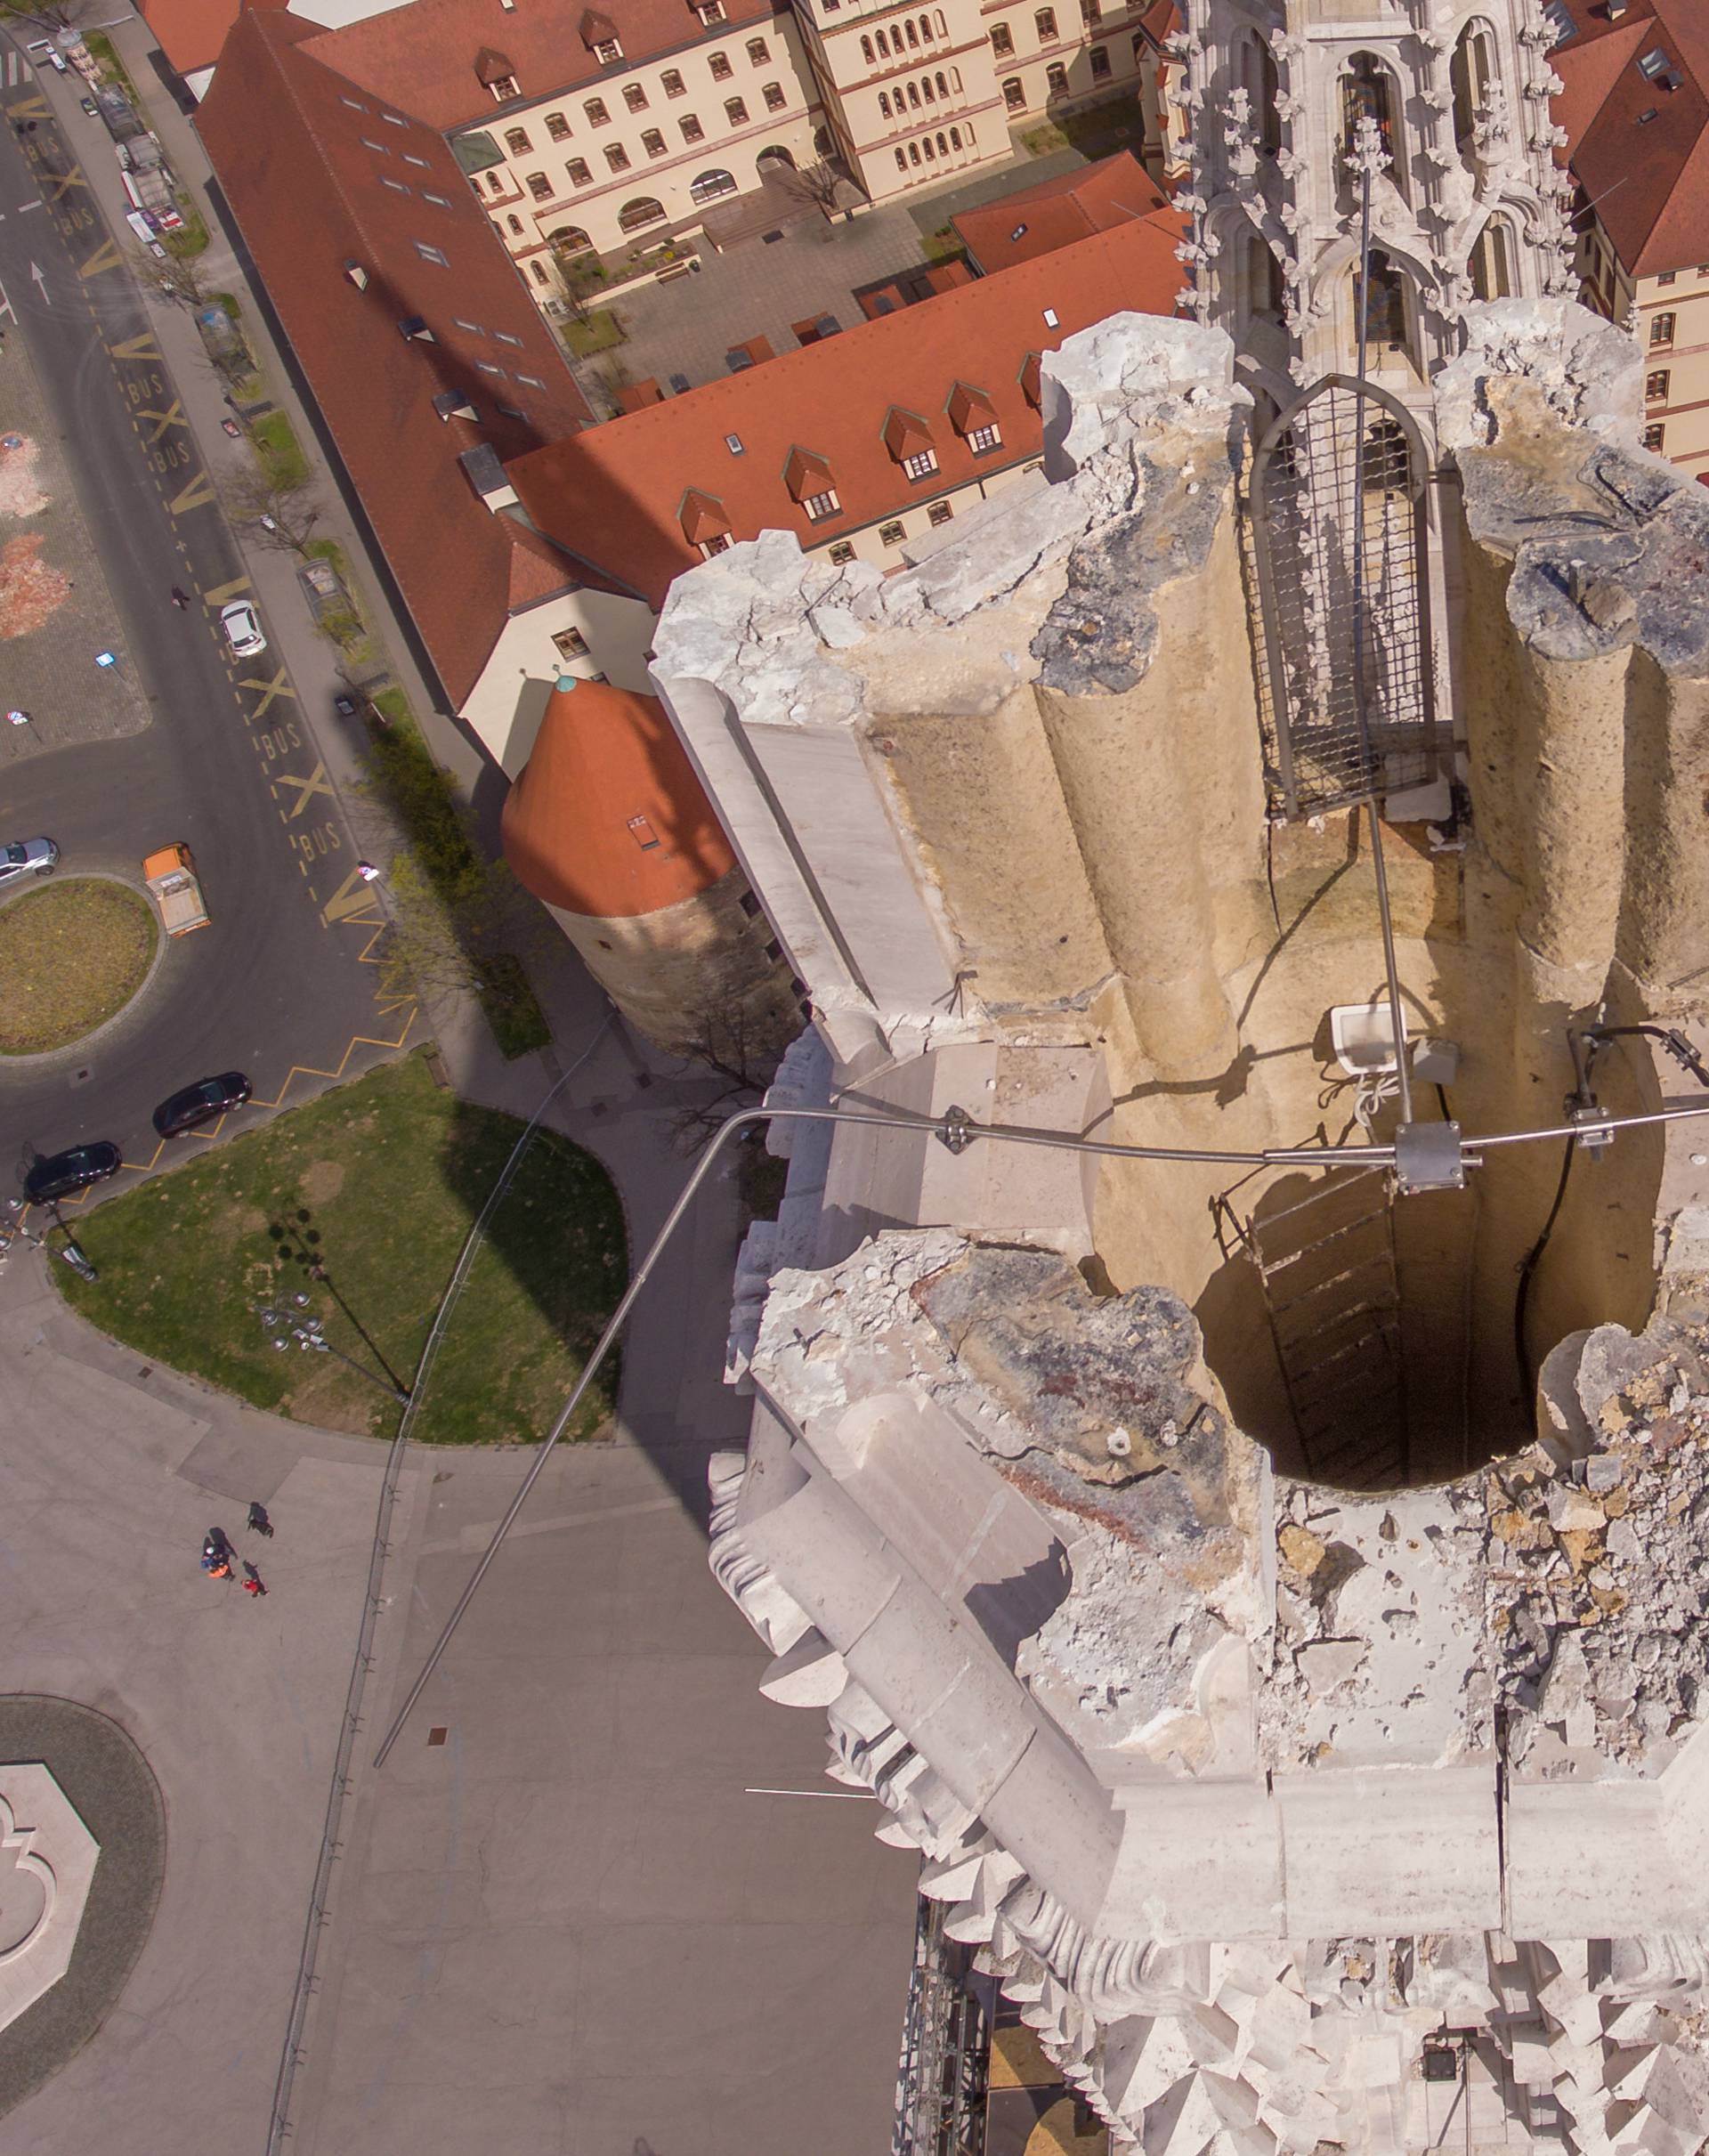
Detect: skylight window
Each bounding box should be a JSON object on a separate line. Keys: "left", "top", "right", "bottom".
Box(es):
{"left": 725, "top": 433, "right": 744, "bottom": 454}
{"left": 1541, "top": 0, "right": 1575, "bottom": 44}
{"left": 415, "top": 241, "right": 450, "bottom": 265}
{"left": 1041, "top": 306, "right": 1059, "bottom": 328}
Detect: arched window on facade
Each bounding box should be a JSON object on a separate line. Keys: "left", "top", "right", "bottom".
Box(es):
{"left": 1470, "top": 215, "right": 1512, "bottom": 300}
{"left": 861, "top": 33, "right": 873, "bottom": 62}
{"left": 879, "top": 90, "right": 891, "bottom": 117}
{"left": 688, "top": 168, "right": 737, "bottom": 203}
{"left": 618, "top": 196, "right": 668, "bottom": 231}
{"left": 935, "top": 70, "right": 948, "bottom": 96}
{"left": 1002, "top": 75, "right": 1024, "bottom": 110}
{"left": 1341, "top": 53, "right": 1397, "bottom": 165}
{"left": 921, "top": 13, "right": 933, "bottom": 36}
{"left": 1231, "top": 28, "right": 1280, "bottom": 157}
{"left": 907, "top": 79, "right": 920, "bottom": 106}
{"left": 876, "top": 27, "right": 889, "bottom": 55}
{"left": 904, "top": 20, "right": 918, "bottom": 45}
{"left": 1452, "top": 19, "right": 1495, "bottom": 151}
{"left": 1354, "top": 247, "right": 1415, "bottom": 369}
{"left": 950, "top": 124, "right": 961, "bottom": 148}
{"left": 1045, "top": 59, "right": 1068, "bottom": 96}
{"left": 1241, "top": 229, "right": 1283, "bottom": 323}
{"left": 921, "top": 76, "right": 935, "bottom": 102}
{"left": 550, "top": 224, "right": 594, "bottom": 254}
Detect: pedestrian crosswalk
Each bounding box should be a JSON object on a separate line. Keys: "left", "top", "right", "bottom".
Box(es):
{"left": 1, "top": 50, "right": 25, "bottom": 90}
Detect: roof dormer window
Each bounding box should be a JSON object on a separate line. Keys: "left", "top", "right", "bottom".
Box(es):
{"left": 581, "top": 10, "right": 623, "bottom": 61}
{"left": 696, "top": 0, "right": 726, "bottom": 25}
{"left": 475, "top": 46, "right": 519, "bottom": 99}
{"left": 784, "top": 446, "right": 841, "bottom": 521}
{"left": 882, "top": 406, "right": 937, "bottom": 480}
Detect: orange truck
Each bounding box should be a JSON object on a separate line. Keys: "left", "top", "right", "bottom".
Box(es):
{"left": 142, "top": 844, "right": 208, "bottom": 936}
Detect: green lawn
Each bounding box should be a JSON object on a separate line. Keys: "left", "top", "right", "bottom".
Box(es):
{"left": 57, "top": 1055, "right": 627, "bottom": 1444}
{"left": 1021, "top": 94, "right": 1151, "bottom": 164}
{"left": 0, "top": 878, "right": 157, "bottom": 1056}
{"left": 563, "top": 309, "right": 625, "bottom": 357}
{"left": 250, "top": 409, "right": 311, "bottom": 490}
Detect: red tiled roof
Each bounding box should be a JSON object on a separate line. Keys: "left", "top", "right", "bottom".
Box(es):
{"left": 952, "top": 152, "right": 1180, "bottom": 274}
{"left": 304, "top": 0, "right": 779, "bottom": 134}
{"left": 500, "top": 676, "right": 736, "bottom": 916}
{"left": 507, "top": 217, "right": 1185, "bottom": 607}
{"left": 1554, "top": 0, "right": 1709, "bottom": 276}
{"left": 137, "top": 0, "right": 288, "bottom": 83}
{"left": 197, "top": 9, "right": 593, "bottom": 707}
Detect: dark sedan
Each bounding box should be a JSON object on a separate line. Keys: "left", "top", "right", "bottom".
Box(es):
{"left": 151, "top": 1072, "right": 252, "bottom": 1138}
{"left": 23, "top": 1141, "right": 121, "bottom": 1204}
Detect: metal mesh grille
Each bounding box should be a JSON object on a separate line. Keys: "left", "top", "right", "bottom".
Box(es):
{"left": 1249, "top": 377, "right": 1438, "bottom": 821}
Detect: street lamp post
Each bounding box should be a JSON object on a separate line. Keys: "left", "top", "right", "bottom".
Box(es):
{"left": 255, "top": 1302, "right": 410, "bottom": 1406}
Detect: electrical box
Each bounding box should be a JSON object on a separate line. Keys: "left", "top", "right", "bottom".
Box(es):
{"left": 1411, "top": 1038, "right": 1460, "bottom": 1087}
{"left": 1393, "top": 1120, "right": 1465, "bottom": 1194}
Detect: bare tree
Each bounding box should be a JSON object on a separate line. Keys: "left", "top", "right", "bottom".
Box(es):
{"left": 221, "top": 462, "right": 321, "bottom": 557}
{"left": 667, "top": 1003, "right": 783, "bottom": 1154}
{"left": 785, "top": 158, "right": 847, "bottom": 217}
{"left": 129, "top": 238, "right": 213, "bottom": 312}
{"left": 0, "top": 0, "right": 98, "bottom": 33}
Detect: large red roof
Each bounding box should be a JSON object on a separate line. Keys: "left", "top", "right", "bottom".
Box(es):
{"left": 306, "top": 0, "right": 780, "bottom": 134}
{"left": 952, "top": 152, "right": 1180, "bottom": 274}
{"left": 138, "top": 0, "right": 288, "bottom": 83}
{"left": 1553, "top": 0, "right": 1709, "bottom": 277}
{"left": 506, "top": 217, "right": 1186, "bottom": 607}
{"left": 500, "top": 676, "right": 736, "bottom": 916}
{"left": 197, "top": 10, "right": 593, "bottom": 708}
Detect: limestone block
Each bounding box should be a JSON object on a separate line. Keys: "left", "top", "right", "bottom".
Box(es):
{"left": 757, "top": 1628, "right": 847, "bottom": 1708}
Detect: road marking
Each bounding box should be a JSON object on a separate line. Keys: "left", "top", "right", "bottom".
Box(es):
{"left": 166, "top": 467, "right": 216, "bottom": 514}
{"left": 202, "top": 573, "right": 253, "bottom": 607}
{"left": 76, "top": 235, "right": 121, "bottom": 280}
{"left": 27, "top": 261, "right": 45, "bottom": 303}
{"left": 0, "top": 280, "right": 12, "bottom": 327}
{"left": 273, "top": 762, "right": 334, "bottom": 819}
{"left": 16, "top": 199, "right": 41, "bottom": 213}
{"left": 45, "top": 164, "right": 86, "bottom": 200}
{"left": 320, "top": 865, "right": 385, "bottom": 926}
{"left": 136, "top": 398, "right": 188, "bottom": 442}
{"left": 4, "top": 94, "right": 49, "bottom": 121}
{"left": 107, "top": 330, "right": 161, "bottom": 361}
{"left": 239, "top": 668, "right": 295, "bottom": 718}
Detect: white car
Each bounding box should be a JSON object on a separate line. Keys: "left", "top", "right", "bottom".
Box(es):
{"left": 219, "top": 599, "right": 267, "bottom": 659}
{"left": 0, "top": 837, "right": 59, "bottom": 887}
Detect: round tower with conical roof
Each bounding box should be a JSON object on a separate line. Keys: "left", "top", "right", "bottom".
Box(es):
{"left": 501, "top": 674, "right": 798, "bottom": 1056}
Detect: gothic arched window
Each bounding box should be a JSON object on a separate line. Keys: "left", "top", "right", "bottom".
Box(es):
{"left": 1452, "top": 19, "right": 1496, "bottom": 151}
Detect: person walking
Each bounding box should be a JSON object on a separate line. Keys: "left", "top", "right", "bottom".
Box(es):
{"left": 170, "top": 586, "right": 190, "bottom": 611}
{"left": 242, "top": 1563, "right": 267, "bottom": 1598}
{"left": 247, "top": 1500, "right": 272, "bottom": 1537}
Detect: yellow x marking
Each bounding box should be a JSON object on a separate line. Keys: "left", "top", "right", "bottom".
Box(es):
{"left": 274, "top": 762, "right": 333, "bottom": 819}
{"left": 46, "top": 165, "right": 87, "bottom": 200}
{"left": 241, "top": 669, "right": 296, "bottom": 719}
{"left": 137, "top": 401, "right": 187, "bottom": 443}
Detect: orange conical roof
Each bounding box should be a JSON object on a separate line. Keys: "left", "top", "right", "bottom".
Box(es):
{"left": 500, "top": 675, "right": 735, "bottom": 920}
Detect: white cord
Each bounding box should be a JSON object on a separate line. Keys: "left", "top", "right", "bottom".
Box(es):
{"left": 1354, "top": 1068, "right": 1401, "bottom": 1130}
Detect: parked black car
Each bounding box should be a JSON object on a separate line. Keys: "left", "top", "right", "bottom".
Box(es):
{"left": 24, "top": 1141, "right": 121, "bottom": 1204}
{"left": 151, "top": 1071, "right": 252, "bottom": 1138}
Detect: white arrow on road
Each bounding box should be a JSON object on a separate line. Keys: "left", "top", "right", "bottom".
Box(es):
{"left": 28, "top": 260, "right": 47, "bottom": 297}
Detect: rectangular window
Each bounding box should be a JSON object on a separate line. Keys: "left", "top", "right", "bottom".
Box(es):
{"left": 697, "top": 0, "right": 725, "bottom": 21}
{"left": 1648, "top": 369, "right": 1671, "bottom": 401}
{"left": 680, "top": 113, "right": 705, "bottom": 141}
{"left": 624, "top": 82, "right": 648, "bottom": 111}
{"left": 725, "top": 95, "right": 749, "bottom": 124}
{"left": 968, "top": 423, "right": 1000, "bottom": 453}
{"left": 1034, "top": 7, "right": 1057, "bottom": 39}
{"left": 403, "top": 151, "right": 431, "bottom": 166}
{"left": 663, "top": 69, "right": 685, "bottom": 95}
{"left": 527, "top": 172, "right": 552, "bottom": 199}
{"left": 361, "top": 136, "right": 391, "bottom": 153}
{"left": 879, "top": 520, "right": 904, "bottom": 545}
{"left": 643, "top": 127, "right": 667, "bottom": 156}
{"left": 424, "top": 190, "right": 452, "bottom": 207}
{"left": 1651, "top": 312, "right": 1677, "bottom": 345}
{"left": 1645, "top": 422, "right": 1666, "bottom": 451}
{"left": 701, "top": 533, "right": 732, "bottom": 557}
{"left": 902, "top": 449, "right": 938, "bottom": 481}
{"left": 553, "top": 626, "right": 589, "bottom": 660}
{"left": 803, "top": 488, "right": 840, "bottom": 521}
{"left": 495, "top": 330, "right": 524, "bottom": 346}
{"left": 827, "top": 540, "right": 855, "bottom": 564}
{"left": 1089, "top": 43, "right": 1110, "bottom": 77}
{"left": 593, "top": 36, "right": 621, "bottom": 61}
{"left": 489, "top": 75, "right": 518, "bottom": 100}
{"left": 725, "top": 432, "right": 744, "bottom": 453}
{"left": 517, "top": 373, "right": 547, "bottom": 387}
{"left": 415, "top": 241, "right": 450, "bottom": 264}
{"left": 709, "top": 51, "right": 733, "bottom": 80}
{"left": 505, "top": 126, "right": 531, "bottom": 152}
{"left": 586, "top": 97, "right": 611, "bottom": 125}
{"left": 1081, "top": 0, "right": 1098, "bottom": 19}
{"left": 927, "top": 498, "right": 953, "bottom": 526}
{"left": 763, "top": 81, "right": 786, "bottom": 109}
{"left": 604, "top": 142, "right": 630, "bottom": 171}
{"left": 746, "top": 36, "right": 769, "bottom": 62}
{"left": 1657, "top": 269, "right": 1678, "bottom": 286}
{"left": 990, "top": 21, "right": 1012, "bottom": 54}
{"left": 380, "top": 174, "right": 410, "bottom": 192}
{"left": 546, "top": 112, "right": 571, "bottom": 141}
{"left": 568, "top": 158, "right": 593, "bottom": 184}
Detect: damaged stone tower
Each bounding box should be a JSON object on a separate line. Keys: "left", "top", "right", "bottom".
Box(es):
{"left": 635, "top": 10, "right": 1709, "bottom": 2148}
{"left": 649, "top": 291, "right": 1709, "bottom": 2153}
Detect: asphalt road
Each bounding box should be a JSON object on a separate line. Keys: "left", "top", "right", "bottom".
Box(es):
{"left": 0, "top": 77, "right": 411, "bottom": 1190}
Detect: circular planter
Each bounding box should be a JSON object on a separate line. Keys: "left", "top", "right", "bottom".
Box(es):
{"left": 0, "top": 876, "right": 159, "bottom": 1058}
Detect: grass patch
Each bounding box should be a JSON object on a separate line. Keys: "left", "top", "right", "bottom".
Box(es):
{"left": 209, "top": 291, "right": 242, "bottom": 320}
{"left": 57, "top": 1055, "right": 627, "bottom": 1444}
{"left": 922, "top": 223, "right": 966, "bottom": 267}
{"left": 0, "top": 878, "right": 156, "bottom": 1056}
{"left": 1020, "top": 119, "right": 1069, "bottom": 157}
{"left": 475, "top": 953, "right": 551, "bottom": 1058}
{"left": 304, "top": 537, "right": 349, "bottom": 574}
{"left": 370, "top": 685, "right": 414, "bottom": 727}
{"left": 250, "top": 409, "right": 310, "bottom": 490}
{"left": 163, "top": 197, "right": 210, "bottom": 259}
{"left": 83, "top": 30, "right": 140, "bottom": 100}
{"left": 562, "top": 308, "right": 625, "bottom": 357}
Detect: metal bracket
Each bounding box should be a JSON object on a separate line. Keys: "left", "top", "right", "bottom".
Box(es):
{"left": 935, "top": 1105, "right": 978, "bottom": 1156}
{"left": 1392, "top": 1119, "right": 1465, "bottom": 1194}
{"left": 1570, "top": 1100, "right": 1614, "bottom": 1157}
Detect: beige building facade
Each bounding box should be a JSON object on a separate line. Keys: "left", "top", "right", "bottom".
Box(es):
{"left": 447, "top": 0, "right": 1179, "bottom": 306}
